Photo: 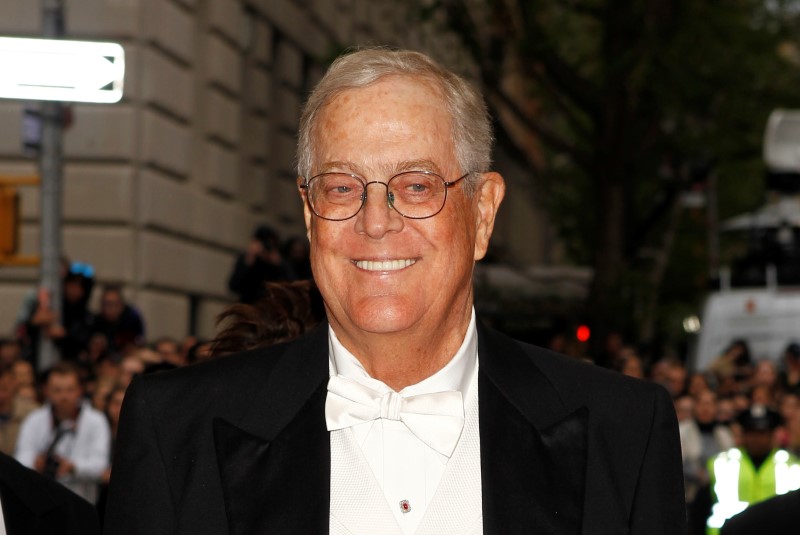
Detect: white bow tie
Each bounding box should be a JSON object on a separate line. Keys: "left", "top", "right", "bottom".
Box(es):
{"left": 325, "top": 375, "right": 465, "bottom": 458}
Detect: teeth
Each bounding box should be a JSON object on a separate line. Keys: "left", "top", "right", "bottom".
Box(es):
{"left": 355, "top": 259, "right": 416, "bottom": 271}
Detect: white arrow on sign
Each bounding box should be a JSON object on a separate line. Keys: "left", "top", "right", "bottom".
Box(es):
{"left": 0, "top": 36, "right": 125, "bottom": 104}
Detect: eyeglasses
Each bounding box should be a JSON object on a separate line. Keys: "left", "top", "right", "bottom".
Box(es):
{"left": 300, "top": 170, "right": 469, "bottom": 221}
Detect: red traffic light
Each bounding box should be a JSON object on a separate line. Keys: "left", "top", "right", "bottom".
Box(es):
{"left": 576, "top": 325, "right": 591, "bottom": 343}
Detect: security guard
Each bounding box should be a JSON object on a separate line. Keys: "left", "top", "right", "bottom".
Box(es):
{"left": 706, "top": 405, "right": 800, "bottom": 534}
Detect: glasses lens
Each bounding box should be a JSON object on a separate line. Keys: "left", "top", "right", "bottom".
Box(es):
{"left": 308, "top": 173, "right": 364, "bottom": 220}
{"left": 389, "top": 172, "right": 446, "bottom": 218}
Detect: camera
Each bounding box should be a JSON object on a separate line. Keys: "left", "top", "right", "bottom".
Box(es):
{"left": 42, "top": 453, "right": 61, "bottom": 479}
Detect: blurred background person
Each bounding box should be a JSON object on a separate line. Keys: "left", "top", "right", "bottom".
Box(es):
{"left": 116, "top": 355, "right": 145, "bottom": 390}
{"left": 96, "top": 385, "right": 126, "bottom": 525}
{"left": 709, "top": 339, "right": 753, "bottom": 385}
{"left": 651, "top": 356, "right": 688, "bottom": 397}
{"left": 14, "top": 384, "right": 38, "bottom": 407}
{"left": 779, "top": 342, "right": 800, "bottom": 392}
{"left": 750, "top": 359, "right": 780, "bottom": 405}
{"left": 0, "top": 364, "right": 38, "bottom": 455}
{"left": 716, "top": 396, "right": 737, "bottom": 427}
{"left": 775, "top": 387, "right": 800, "bottom": 451}
{"left": 83, "top": 332, "right": 111, "bottom": 365}
{"left": 227, "top": 225, "right": 292, "bottom": 304}
{"left": 675, "top": 393, "right": 695, "bottom": 424}
{"left": 715, "top": 374, "right": 741, "bottom": 400}
{"left": 11, "top": 360, "right": 36, "bottom": 396}
{"left": 56, "top": 263, "right": 96, "bottom": 361}
{"left": 152, "top": 336, "right": 185, "bottom": 367}
{"left": 751, "top": 359, "right": 779, "bottom": 389}
{"left": 787, "top": 405, "right": 800, "bottom": 458}
{"left": 612, "top": 348, "right": 644, "bottom": 379}
{"left": 12, "top": 257, "right": 70, "bottom": 361}
{"left": 750, "top": 384, "right": 776, "bottom": 411}
{"left": 91, "top": 285, "right": 145, "bottom": 358}
{"left": 705, "top": 406, "right": 800, "bottom": 534}
{"left": 282, "top": 235, "right": 313, "bottom": 281}
{"left": 681, "top": 390, "right": 735, "bottom": 533}
{"left": 103, "top": 387, "right": 126, "bottom": 443}
{"left": 15, "top": 262, "right": 95, "bottom": 366}
{"left": 14, "top": 362, "right": 110, "bottom": 504}
{"left": 0, "top": 338, "right": 22, "bottom": 368}
{"left": 688, "top": 372, "right": 713, "bottom": 398}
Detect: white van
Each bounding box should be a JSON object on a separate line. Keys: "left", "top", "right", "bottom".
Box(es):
{"left": 693, "top": 279, "right": 800, "bottom": 371}
{"left": 692, "top": 110, "right": 800, "bottom": 371}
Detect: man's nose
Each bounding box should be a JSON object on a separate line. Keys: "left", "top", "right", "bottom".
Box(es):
{"left": 355, "top": 181, "right": 403, "bottom": 237}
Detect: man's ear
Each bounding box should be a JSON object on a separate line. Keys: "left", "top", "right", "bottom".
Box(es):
{"left": 297, "top": 176, "right": 313, "bottom": 241}
{"left": 473, "top": 172, "right": 505, "bottom": 261}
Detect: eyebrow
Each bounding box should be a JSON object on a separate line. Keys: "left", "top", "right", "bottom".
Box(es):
{"left": 316, "top": 159, "right": 443, "bottom": 177}
{"left": 316, "top": 161, "right": 362, "bottom": 175}
{"left": 391, "top": 159, "right": 442, "bottom": 174}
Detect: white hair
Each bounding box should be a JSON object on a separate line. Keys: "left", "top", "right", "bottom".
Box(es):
{"left": 296, "top": 47, "right": 494, "bottom": 195}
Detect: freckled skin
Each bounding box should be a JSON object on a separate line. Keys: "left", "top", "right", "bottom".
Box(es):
{"left": 299, "top": 75, "right": 505, "bottom": 389}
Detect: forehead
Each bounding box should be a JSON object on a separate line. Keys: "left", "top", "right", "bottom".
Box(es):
{"left": 697, "top": 391, "right": 715, "bottom": 402}
{"left": 12, "top": 360, "right": 31, "bottom": 372}
{"left": 312, "top": 76, "right": 456, "bottom": 171}
{"left": 48, "top": 371, "right": 80, "bottom": 386}
{"left": 122, "top": 358, "right": 143, "bottom": 370}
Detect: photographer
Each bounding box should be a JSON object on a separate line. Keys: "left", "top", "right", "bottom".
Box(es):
{"left": 14, "top": 362, "right": 110, "bottom": 503}
{"left": 227, "top": 225, "right": 292, "bottom": 304}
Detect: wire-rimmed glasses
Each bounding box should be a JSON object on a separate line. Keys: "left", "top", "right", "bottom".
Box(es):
{"left": 300, "top": 170, "right": 469, "bottom": 221}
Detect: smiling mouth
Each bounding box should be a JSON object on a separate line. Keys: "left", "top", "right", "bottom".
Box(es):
{"left": 354, "top": 259, "right": 417, "bottom": 271}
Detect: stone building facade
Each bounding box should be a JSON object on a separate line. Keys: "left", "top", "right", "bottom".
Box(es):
{"left": 0, "top": 0, "right": 555, "bottom": 342}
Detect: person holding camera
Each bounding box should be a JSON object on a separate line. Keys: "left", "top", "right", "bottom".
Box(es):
{"left": 227, "top": 224, "right": 293, "bottom": 304}
{"left": 14, "top": 362, "right": 110, "bottom": 504}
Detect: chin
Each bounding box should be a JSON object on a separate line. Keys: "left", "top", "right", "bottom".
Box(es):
{"left": 343, "top": 296, "right": 421, "bottom": 335}
{"left": 355, "top": 318, "right": 416, "bottom": 335}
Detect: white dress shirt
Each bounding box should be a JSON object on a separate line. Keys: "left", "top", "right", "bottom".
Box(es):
{"left": 14, "top": 400, "right": 110, "bottom": 504}
{"left": 329, "top": 310, "right": 479, "bottom": 534}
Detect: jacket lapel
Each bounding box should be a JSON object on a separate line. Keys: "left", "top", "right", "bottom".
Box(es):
{"left": 213, "top": 323, "right": 331, "bottom": 535}
{"left": 211, "top": 320, "right": 591, "bottom": 535}
{"left": 478, "top": 323, "right": 589, "bottom": 535}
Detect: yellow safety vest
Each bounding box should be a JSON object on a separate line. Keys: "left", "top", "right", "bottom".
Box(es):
{"left": 706, "top": 448, "right": 800, "bottom": 534}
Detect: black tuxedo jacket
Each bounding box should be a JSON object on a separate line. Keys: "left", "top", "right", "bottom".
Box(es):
{"left": 0, "top": 451, "right": 101, "bottom": 535}
{"left": 104, "top": 322, "right": 686, "bottom": 535}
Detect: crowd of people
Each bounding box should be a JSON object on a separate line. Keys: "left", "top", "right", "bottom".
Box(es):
{"left": 607, "top": 338, "right": 800, "bottom": 533}
{"left": 0, "top": 226, "right": 315, "bottom": 526}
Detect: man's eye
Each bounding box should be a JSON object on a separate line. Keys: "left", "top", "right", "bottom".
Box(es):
{"left": 321, "top": 178, "right": 361, "bottom": 199}
{"left": 393, "top": 172, "right": 439, "bottom": 196}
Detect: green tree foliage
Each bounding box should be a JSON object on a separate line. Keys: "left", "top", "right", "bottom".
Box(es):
{"left": 427, "top": 0, "right": 800, "bottom": 351}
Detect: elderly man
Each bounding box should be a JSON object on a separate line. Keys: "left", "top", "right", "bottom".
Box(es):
{"left": 105, "top": 48, "right": 686, "bottom": 535}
